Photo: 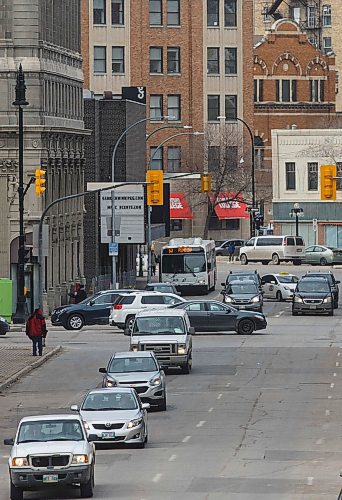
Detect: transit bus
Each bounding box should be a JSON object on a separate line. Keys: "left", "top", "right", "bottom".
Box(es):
{"left": 160, "top": 238, "right": 216, "bottom": 294}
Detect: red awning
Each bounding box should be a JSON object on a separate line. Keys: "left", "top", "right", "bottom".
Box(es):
{"left": 170, "top": 192, "right": 193, "bottom": 219}
{"left": 212, "top": 192, "right": 249, "bottom": 220}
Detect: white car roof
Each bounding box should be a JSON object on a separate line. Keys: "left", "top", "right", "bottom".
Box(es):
{"left": 19, "top": 414, "right": 83, "bottom": 423}
{"left": 273, "top": 273, "right": 297, "bottom": 277}
{"left": 113, "top": 351, "right": 155, "bottom": 359}
{"left": 135, "top": 308, "right": 188, "bottom": 319}
{"left": 86, "top": 387, "right": 134, "bottom": 395}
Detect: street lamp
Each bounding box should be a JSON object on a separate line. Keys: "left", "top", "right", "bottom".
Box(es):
{"left": 12, "top": 64, "right": 29, "bottom": 324}
{"left": 149, "top": 131, "right": 204, "bottom": 167}
{"left": 146, "top": 124, "right": 192, "bottom": 142}
{"left": 289, "top": 202, "right": 304, "bottom": 237}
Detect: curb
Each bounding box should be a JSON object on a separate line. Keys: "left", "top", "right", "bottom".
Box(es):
{"left": 0, "top": 345, "right": 62, "bottom": 393}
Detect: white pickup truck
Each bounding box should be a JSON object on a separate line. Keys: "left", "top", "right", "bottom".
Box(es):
{"left": 4, "top": 414, "right": 96, "bottom": 500}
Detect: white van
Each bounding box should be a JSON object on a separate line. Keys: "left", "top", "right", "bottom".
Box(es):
{"left": 239, "top": 235, "right": 305, "bottom": 265}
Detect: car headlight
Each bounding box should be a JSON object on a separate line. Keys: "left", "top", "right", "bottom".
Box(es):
{"left": 178, "top": 345, "right": 186, "bottom": 355}
{"left": 323, "top": 296, "right": 332, "bottom": 303}
{"left": 105, "top": 378, "right": 117, "bottom": 387}
{"left": 0, "top": 316, "right": 6, "bottom": 322}
{"left": 150, "top": 376, "right": 161, "bottom": 386}
{"left": 198, "top": 280, "right": 206, "bottom": 285}
{"left": 72, "top": 454, "right": 89, "bottom": 464}
{"left": 131, "top": 345, "right": 138, "bottom": 352}
{"left": 12, "top": 457, "right": 28, "bottom": 467}
{"left": 251, "top": 296, "right": 260, "bottom": 303}
{"left": 83, "top": 421, "right": 90, "bottom": 431}
{"left": 294, "top": 296, "right": 303, "bottom": 303}
{"left": 284, "top": 286, "right": 290, "bottom": 291}
{"left": 127, "top": 418, "right": 142, "bottom": 429}
{"left": 54, "top": 308, "right": 67, "bottom": 315}
{"left": 224, "top": 296, "right": 233, "bottom": 303}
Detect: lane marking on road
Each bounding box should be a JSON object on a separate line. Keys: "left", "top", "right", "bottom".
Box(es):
{"left": 338, "top": 352, "right": 341, "bottom": 357}
{"left": 330, "top": 383, "right": 335, "bottom": 388}
{"left": 278, "top": 310, "right": 284, "bottom": 316}
{"left": 316, "top": 438, "right": 323, "bottom": 445}
{"left": 334, "top": 373, "right": 337, "bottom": 377}
{"left": 208, "top": 407, "right": 214, "bottom": 413}
{"left": 152, "top": 473, "right": 162, "bottom": 483}
{"left": 217, "top": 393, "right": 223, "bottom": 400}
{"left": 307, "top": 477, "right": 314, "bottom": 486}
{"left": 328, "top": 395, "right": 332, "bottom": 399}
{"left": 168, "top": 454, "right": 177, "bottom": 462}
{"left": 182, "top": 435, "right": 191, "bottom": 443}
{"left": 196, "top": 421, "right": 206, "bottom": 428}
{"left": 226, "top": 382, "right": 231, "bottom": 387}
{"left": 336, "top": 362, "right": 340, "bottom": 367}
{"left": 325, "top": 409, "right": 330, "bottom": 416}
{"left": 275, "top": 314, "right": 280, "bottom": 318}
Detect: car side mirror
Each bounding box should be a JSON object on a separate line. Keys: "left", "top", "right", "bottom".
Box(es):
{"left": 221, "top": 282, "right": 225, "bottom": 287}
{"left": 70, "top": 404, "right": 79, "bottom": 412}
{"left": 87, "top": 434, "right": 98, "bottom": 442}
{"left": 142, "top": 403, "right": 150, "bottom": 410}
{"left": 4, "top": 438, "right": 14, "bottom": 446}
{"left": 124, "top": 328, "right": 131, "bottom": 336}
{"left": 88, "top": 300, "right": 94, "bottom": 306}
{"left": 270, "top": 281, "right": 276, "bottom": 285}
{"left": 189, "top": 326, "right": 195, "bottom": 335}
{"left": 99, "top": 367, "right": 107, "bottom": 374}
{"left": 336, "top": 280, "right": 341, "bottom": 284}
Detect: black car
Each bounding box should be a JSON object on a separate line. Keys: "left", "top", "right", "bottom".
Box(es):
{"left": 221, "top": 280, "right": 263, "bottom": 313}
{"left": 292, "top": 278, "right": 334, "bottom": 316}
{"left": 224, "top": 270, "right": 262, "bottom": 291}
{"left": 171, "top": 300, "right": 267, "bottom": 335}
{"left": 301, "top": 271, "right": 339, "bottom": 309}
{"left": 51, "top": 289, "right": 134, "bottom": 330}
{"left": 0, "top": 316, "right": 10, "bottom": 335}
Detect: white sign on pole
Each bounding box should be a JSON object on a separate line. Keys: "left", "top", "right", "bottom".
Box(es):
{"left": 312, "top": 218, "right": 318, "bottom": 232}
{"left": 100, "top": 185, "right": 145, "bottom": 244}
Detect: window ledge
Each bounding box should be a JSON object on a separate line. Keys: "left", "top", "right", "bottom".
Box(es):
{"left": 112, "top": 73, "right": 126, "bottom": 76}
{"left": 224, "top": 26, "right": 238, "bottom": 29}
{"left": 225, "top": 73, "right": 238, "bottom": 77}
{"left": 149, "top": 25, "right": 163, "bottom": 28}
{"left": 207, "top": 73, "right": 220, "bottom": 77}
{"left": 93, "top": 24, "right": 107, "bottom": 27}
{"left": 94, "top": 72, "right": 107, "bottom": 75}
{"left": 111, "top": 24, "right": 125, "bottom": 28}
{"left": 167, "top": 72, "right": 181, "bottom": 76}
{"left": 207, "top": 25, "right": 220, "bottom": 29}
{"left": 150, "top": 73, "right": 164, "bottom": 76}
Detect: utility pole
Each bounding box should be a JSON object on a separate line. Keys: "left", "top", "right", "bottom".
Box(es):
{"left": 12, "top": 64, "right": 29, "bottom": 324}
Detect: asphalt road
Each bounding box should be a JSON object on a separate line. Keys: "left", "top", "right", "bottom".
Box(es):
{"left": 1, "top": 261, "right": 342, "bottom": 499}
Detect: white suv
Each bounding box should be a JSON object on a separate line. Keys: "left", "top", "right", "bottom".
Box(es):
{"left": 109, "top": 291, "right": 186, "bottom": 331}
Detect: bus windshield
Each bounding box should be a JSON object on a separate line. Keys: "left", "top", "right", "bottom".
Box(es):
{"left": 162, "top": 254, "right": 206, "bottom": 274}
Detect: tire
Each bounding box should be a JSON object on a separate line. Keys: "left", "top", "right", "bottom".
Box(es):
{"left": 272, "top": 253, "right": 280, "bottom": 265}
{"left": 292, "top": 310, "right": 298, "bottom": 316}
{"left": 67, "top": 314, "right": 84, "bottom": 330}
{"left": 240, "top": 254, "right": 248, "bottom": 265}
{"left": 328, "top": 308, "right": 334, "bottom": 316}
{"left": 261, "top": 261, "right": 269, "bottom": 265}
{"left": 237, "top": 319, "right": 255, "bottom": 335}
{"left": 10, "top": 482, "right": 23, "bottom": 500}
{"left": 80, "top": 466, "right": 94, "bottom": 498}
{"left": 125, "top": 315, "right": 135, "bottom": 333}
{"left": 158, "top": 396, "right": 167, "bottom": 411}
{"left": 181, "top": 354, "right": 192, "bottom": 374}
{"left": 293, "top": 260, "right": 302, "bottom": 266}
{"left": 276, "top": 290, "right": 283, "bottom": 302}
{"left": 320, "top": 257, "right": 328, "bottom": 266}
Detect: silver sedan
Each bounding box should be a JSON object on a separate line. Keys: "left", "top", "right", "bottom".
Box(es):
{"left": 304, "top": 245, "right": 342, "bottom": 266}
{"left": 72, "top": 388, "right": 149, "bottom": 448}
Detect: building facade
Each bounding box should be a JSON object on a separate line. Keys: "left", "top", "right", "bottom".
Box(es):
{"left": 0, "top": 0, "right": 86, "bottom": 312}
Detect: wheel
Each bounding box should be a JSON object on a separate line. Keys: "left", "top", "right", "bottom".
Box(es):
{"left": 292, "top": 310, "right": 298, "bottom": 316}
{"left": 125, "top": 315, "right": 135, "bottom": 333}
{"left": 80, "top": 466, "right": 94, "bottom": 498}
{"left": 240, "top": 254, "right": 248, "bottom": 265}
{"left": 216, "top": 252, "right": 223, "bottom": 257}
{"left": 328, "top": 308, "right": 334, "bottom": 316}
{"left": 158, "top": 396, "right": 167, "bottom": 411}
{"left": 237, "top": 319, "right": 255, "bottom": 335}
{"left": 67, "top": 314, "right": 84, "bottom": 330}
{"left": 320, "top": 257, "right": 328, "bottom": 266}
{"left": 261, "top": 261, "right": 269, "bottom": 265}
{"left": 272, "top": 253, "right": 280, "bottom": 265}
{"left": 276, "top": 290, "right": 283, "bottom": 302}
{"left": 181, "top": 354, "right": 192, "bottom": 374}
{"left": 337, "top": 488, "right": 342, "bottom": 500}
{"left": 293, "top": 260, "right": 302, "bottom": 266}
{"left": 10, "top": 481, "right": 23, "bottom": 500}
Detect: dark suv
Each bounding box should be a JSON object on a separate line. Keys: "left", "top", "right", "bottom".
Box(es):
{"left": 223, "top": 270, "right": 262, "bottom": 291}
{"left": 292, "top": 277, "right": 334, "bottom": 316}
{"left": 301, "top": 272, "right": 339, "bottom": 309}
{"left": 221, "top": 280, "right": 263, "bottom": 312}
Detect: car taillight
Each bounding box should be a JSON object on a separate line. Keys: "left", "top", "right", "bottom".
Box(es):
{"left": 114, "top": 304, "right": 123, "bottom": 310}
{"left": 283, "top": 239, "right": 286, "bottom": 246}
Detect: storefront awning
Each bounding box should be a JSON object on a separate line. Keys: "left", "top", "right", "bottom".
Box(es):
{"left": 212, "top": 192, "right": 249, "bottom": 220}
{"left": 170, "top": 192, "right": 193, "bottom": 219}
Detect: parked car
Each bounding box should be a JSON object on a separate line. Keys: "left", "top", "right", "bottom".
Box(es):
{"left": 109, "top": 291, "right": 186, "bottom": 330}
{"left": 215, "top": 239, "right": 246, "bottom": 257}
{"left": 172, "top": 300, "right": 267, "bottom": 335}
{"left": 99, "top": 351, "right": 167, "bottom": 411}
{"left": 145, "top": 282, "right": 180, "bottom": 295}
{"left": 301, "top": 271, "right": 339, "bottom": 308}
{"left": 303, "top": 245, "right": 342, "bottom": 266}
{"left": 0, "top": 316, "right": 10, "bottom": 335}
{"left": 239, "top": 235, "right": 305, "bottom": 265}
{"left": 73, "top": 388, "right": 149, "bottom": 448}
{"left": 261, "top": 272, "right": 299, "bottom": 301}
{"left": 221, "top": 280, "right": 263, "bottom": 312}
{"left": 4, "top": 414, "right": 95, "bottom": 500}
{"left": 224, "top": 270, "right": 262, "bottom": 291}
{"left": 51, "top": 289, "right": 134, "bottom": 330}
{"left": 292, "top": 277, "right": 334, "bottom": 316}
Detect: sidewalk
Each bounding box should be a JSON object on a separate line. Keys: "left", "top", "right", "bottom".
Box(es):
{"left": 0, "top": 344, "right": 62, "bottom": 393}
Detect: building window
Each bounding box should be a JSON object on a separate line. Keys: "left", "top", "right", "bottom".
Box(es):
{"left": 93, "top": 0, "right": 106, "bottom": 24}
{"left": 276, "top": 80, "right": 297, "bottom": 102}
{"left": 150, "top": 95, "right": 163, "bottom": 120}
{"left": 167, "top": 0, "right": 180, "bottom": 25}
{"left": 209, "top": 212, "right": 240, "bottom": 230}
{"left": 285, "top": 162, "right": 296, "bottom": 190}
{"left": 150, "top": 146, "right": 163, "bottom": 169}
{"left": 150, "top": 47, "right": 163, "bottom": 73}
{"left": 225, "top": 47, "right": 237, "bottom": 74}
{"left": 111, "top": 0, "right": 124, "bottom": 25}
{"left": 254, "top": 79, "right": 264, "bottom": 102}
{"left": 323, "top": 37, "right": 332, "bottom": 54}
{"left": 208, "top": 95, "right": 220, "bottom": 121}
{"left": 307, "top": 6, "right": 317, "bottom": 28}
{"left": 171, "top": 219, "right": 183, "bottom": 231}
{"left": 308, "top": 162, "right": 318, "bottom": 191}
{"left": 150, "top": 0, "right": 162, "bottom": 25}
{"left": 336, "top": 163, "right": 342, "bottom": 191}
{"left": 112, "top": 46, "right": 124, "bottom": 73}
{"left": 291, "top": 6, "right": 301, "bottom": 24}
{"left": 94, "top": 46, "right": 106, "bottom": 73}
{"left": 167, "top": 47, "right": 180, "bottom": 73}
{"left": 167, "top": 95, "right": 181, "bottom": 120}
{"left": 225, "top": 95, "right": 237, "bottom": 120}
{"left": 255, "top": 147, "right": 264, "bottom": 169}
{"left": 208, "top": 146, "right": 220, "bottom": 171}
{"left": 224, "top": 0, "right": 237, "bottom": 27}
{"left": 167, "top": 146, "right": 181, "bottom": 172}
{"left": 207, "top": 47, "right": 220, "bottom": 74}
{"left": 322, "top": 5, "right": 331, "bottom": 26}
{"left": 310, "top": 80, "right": 324, "bottom": 102}
{"left": 207, "top": 0, "right": 219, "bottom": 26}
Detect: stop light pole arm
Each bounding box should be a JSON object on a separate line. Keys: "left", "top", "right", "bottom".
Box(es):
{"left": 23, "top": 176, "right": 35, "bottom": 197}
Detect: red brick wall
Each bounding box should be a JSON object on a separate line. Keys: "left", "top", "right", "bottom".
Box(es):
{"left": 81, "top": 0, "right": 90, "bottom": 89}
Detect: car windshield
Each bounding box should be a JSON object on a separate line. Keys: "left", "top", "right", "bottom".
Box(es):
{"left": 227, "top": 275, "right": 255, "bottom": 284}
{"left": 82, "top": 392, "right": 137, "bottom": 411}
{"left": 162, "top": 254, "right": 206, "bottom": 274}
{"left": 17, "top": 420, "right": 84, "bottom": 443}
{"left": 134, "top": 316, "right": 185, "bottom": 335}
{"left": 227, "top": 284, "right": 257, "bottom": 294}
{"left": 297, "top": 281, "right": 330, "bottom": 293}
{"left": 146, "top": 285, "right": 172, "bottom": 293}
{"left": 277, "top": 275, "right": 299, "bottom": 284}
{"left": 109, "top": 357, "right": 157, "bottom": 373}
{"left": 303, "top": 275, "right": 332, "bottom": 283}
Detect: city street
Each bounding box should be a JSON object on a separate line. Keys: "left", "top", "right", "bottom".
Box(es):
{"left": 1, "top": 261, "right": 342, "bottom": 499}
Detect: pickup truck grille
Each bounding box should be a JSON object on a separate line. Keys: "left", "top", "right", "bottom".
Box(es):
{"left": 93, "top": 423, "right": 124, "bottom": 430}
{"left": 233, "top": 299, "right": 250, "bottom": 304}
{"left": 30, "top": 454, "right": 70, "bottom": 467}
{"left": 303, "top": 299, "right": 323, "bottom": 305}
{"left": 140, "top": 343, "right": 176, "bottom": 355}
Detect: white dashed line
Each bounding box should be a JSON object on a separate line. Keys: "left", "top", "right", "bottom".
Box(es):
{"left": 316, "top": 438, "right": 323, "bottom": 445}
{"left": 152, "top": 473, "right": 162, "bottom": 483}
{"left": 196, "top": 421, "right": 206, "bottom": 428}
{"left": 338, "top": 352, "right": 341, "bottom": 357}
{"left": 328, "top": 395, "right": 332, "bottom": 399}
{"left": 182, "top": 435, "right": 191, "bottom": 443}
{"left": 307, "top": 477, "right": 314, "bottom": 486}
{"left": 334, "top": 373, "right": 337, "bottom": 377}
{"left": 226, "top": 382, "right": 231, "bottom": 387}
{"left": 330, "top": 383, "right": 335, "bottom": 388}
{"left": 278, "top": 310, "right": 284, "bottom": 316}
{"left": 325, "top": 409, "right": 330, "bottom": 416}
{"left": 217, "top": 393, "right": 223, "bottom": 400}
{"left": 168, "top": 454, "right": 177, "bottom": 462}
{"left": 336, "top": 362, "right": 340, "bottom": 367}
{"left": 275, "top": 314, "right": 280, "bottom": 318}
{"left": 208, "top": 407, "right": 214, "bottom": 413}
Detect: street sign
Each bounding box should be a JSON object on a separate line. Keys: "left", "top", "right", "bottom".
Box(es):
{"left": 312, "top": 218, "right": 318, "bottom": 232}
{"left": 108, "top": 242, "right": 119, "bottom": 256}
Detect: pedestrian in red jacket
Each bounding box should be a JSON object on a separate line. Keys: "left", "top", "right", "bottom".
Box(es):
{"left": 26, "top": 308, "right": 48, "bottom": 356}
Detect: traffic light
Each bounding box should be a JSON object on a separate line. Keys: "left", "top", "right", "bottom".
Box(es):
{"left": 146, "top": 170, "right": 163, "bottom": 206}
{"left": 35, "top": 168, "right": 46, "bottom": 197}
{"left": 320, "top": 164, "right": 336, "bottom": 200}
{"left": 201, "top": 174, "right": 211, "bottom": 193}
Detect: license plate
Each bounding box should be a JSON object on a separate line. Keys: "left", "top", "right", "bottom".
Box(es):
{"left": 43, "top": 474, "right": 58, "bottom": 483}
{"left": 297, "top": 249, "right": 302, "bottom": 252}
{"left": 309, "top": 305, "right": 316, "bottom": 309}
{"left": 102, "top": 431, "right": 115, "bottom": 439}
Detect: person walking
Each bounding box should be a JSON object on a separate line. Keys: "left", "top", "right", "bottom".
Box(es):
{"left": 68, "top": 284, "right": 87, "bottom": 304}
{"left": 227, "top": 241, "right": 235, "bottom": 262}
{"left": 26, "top": 308, "right": 48, "bottom": 357}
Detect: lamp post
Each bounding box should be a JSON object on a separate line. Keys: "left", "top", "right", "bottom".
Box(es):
{"left": 12, "top": 64, "right": 29, "bottom": 324}
{"left": 289, "top": 202, "right": 304, "bottom": 237}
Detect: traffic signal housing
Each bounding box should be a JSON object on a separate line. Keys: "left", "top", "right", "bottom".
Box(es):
{"left": 201, "top": 174, "right": 211, "bottom": 193}
{"left": 35, "top": 168, "right": 46, "bottom": 197}
{"left": 320, "top": 164, "right": 336, "bottom": 201}
{"left": 146, "top": 170, "right": 163, "bottom": 205}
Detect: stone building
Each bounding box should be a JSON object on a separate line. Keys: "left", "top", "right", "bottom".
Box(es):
{"left": 0, "top": 0, "right": 86, "bottom": 312}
